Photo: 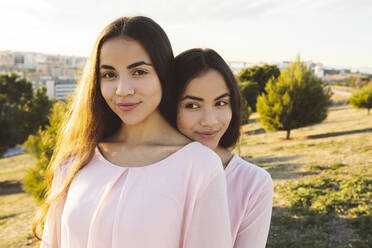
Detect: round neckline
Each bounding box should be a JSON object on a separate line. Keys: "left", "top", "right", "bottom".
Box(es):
{"left": 224, "top": 154, "right": 238, "bottom": 173}
{"left": 95, "top": 141, "right": 200, "bottom": 169}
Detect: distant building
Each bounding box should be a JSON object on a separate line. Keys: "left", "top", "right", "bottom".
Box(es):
{"left": 0, "top": 50, "right": 85, "bottom": 78}
{"left": 314, "top": 66, "right": 325, "bottom": 79}
{"left": 46, "top": 78, "right": 77, "bottom": 101}
{"left": 0, "top": 51, "right": 13, "bottom": 67}
{"left": 227, "top": 61, "right": 256, "bottom": 75}
{"left": 13, "top": 53, "right": 38, "bottom": 70}
{"left": 277, "top": 61, "right": 290, "bottom": 70}
{"left": 37, "top": 62, "right": 80, "bottom": 79}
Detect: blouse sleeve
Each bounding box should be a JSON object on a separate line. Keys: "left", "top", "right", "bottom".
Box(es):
{"left": 233, "top": 176, "right": 273, "bottom": 248}
{"left": 183, "top": 170, "right": 232, "bottom": 248}
{"left": 40, "top": 165, "right": 68, "bottom": 248}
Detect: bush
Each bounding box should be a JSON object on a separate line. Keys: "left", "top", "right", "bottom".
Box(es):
{"left": 240, "top": 91, "right": 251, "bottom": 124}
{"left": 237, "top": 64, "right": 280, "bottom": 94}
{"left": 350, "top": 84, "right": 372, "bottom": 115}
{"left": 22, "top": 101, "right": 67, "bottom": 203}
{"left": 257, "top": 56, "right": 332, "bottom": 139}
{"left": 0, "top": 73, "right": 53, "bottom": 157}
{"left": 347, "top": 76, "right": 372, "bottom": 88}
{"left": 239, "top": 81, "right": 259, "bottom": 112}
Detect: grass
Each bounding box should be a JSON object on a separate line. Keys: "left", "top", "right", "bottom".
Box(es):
{"left": 1, "top": 91, "right": 371, "bottom": 247}
{"left": 237, "top": 96, "right": 372, "bottom": 247}
{"left": 0, "top": 154, "right": 40, "bottom": 248}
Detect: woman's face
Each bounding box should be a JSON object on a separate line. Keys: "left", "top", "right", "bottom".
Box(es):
{"left": 99, "top": 37, "right": 162, "bottom": 125}
{"left": 177, "top": 69, "right": 232, "bottom": 150}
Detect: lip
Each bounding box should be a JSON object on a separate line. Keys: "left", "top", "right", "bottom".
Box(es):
{"left": 195, "top": 130, "right": 219, "bottom": 140}
{"left": 117, "top": 102, "right": 141, "bottom": 111}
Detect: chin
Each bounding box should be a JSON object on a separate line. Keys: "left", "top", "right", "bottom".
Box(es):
{"left": 118, "top": 115, "right": 145, "bottom": 126}
{"left": 199, "top": 140, "right": 218, "bottom": 150}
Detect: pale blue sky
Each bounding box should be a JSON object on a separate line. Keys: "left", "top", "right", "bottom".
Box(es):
{"left": 0, "top": 0, "right": 371, "bottom": 71}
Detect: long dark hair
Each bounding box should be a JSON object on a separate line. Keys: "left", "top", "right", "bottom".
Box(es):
{"left": 97, "top": 16, "right": 177, "bottom": 137}
{"left": 34, "top": 16, "right": 176, "bottom": 240}
{"left": 172, "top": 48, "right": 241, "bottom": 148}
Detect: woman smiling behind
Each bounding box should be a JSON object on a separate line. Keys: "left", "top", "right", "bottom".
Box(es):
{"left": 35, "top": 17, "right": 232, "bottom": 248}
{"left": 172, "top": 48, "right": 274, "bottom": 248}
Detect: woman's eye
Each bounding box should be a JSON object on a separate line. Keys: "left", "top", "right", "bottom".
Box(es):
{"left": 216, "top": 101, "right": 229, "bottom": 107}
{"left": 133, "top": 69, "right": 148, "bottom": 76}
{"left": 101, "top": 71, "right": 116, "bottom": 79}
{"left": 185, "top": 103, "right": 199, "bottom": 109}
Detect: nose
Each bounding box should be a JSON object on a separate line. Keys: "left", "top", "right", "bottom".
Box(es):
{"left": 116, "top": 76, "right": 134, "bottom": 96}
{"left": 200, "top": 107, "right": 218, "bottom": 127}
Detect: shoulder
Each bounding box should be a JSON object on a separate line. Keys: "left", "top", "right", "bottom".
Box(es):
{"left": 183, "top": 142, "right": 223, "bottom": 170}
{"left": 186, "top": 141, "right": 221, "bottom": 161}
{"left": 226, "top": 155, "right": 273, "bottom": 196}
{"left": 54, "top": 156, "right": 73, "bottom": 177}
{"left": 178, "top": 142, "right": 224, "bottom": 188}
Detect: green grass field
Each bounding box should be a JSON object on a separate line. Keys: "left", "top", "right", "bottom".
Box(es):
{"left": 238, "top": 102, "right": 372, "bottom": 247}
{"left": 0, "top": 93, "right": 371, "bottom": 247}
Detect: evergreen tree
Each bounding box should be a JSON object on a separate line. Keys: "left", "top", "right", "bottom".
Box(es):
{"left": 28, "top": 86, "right": 55, "bottom": 132}
{"left": 237, "top": 64, "right": 280, "bottom": 94}
{"left": 257, "top": 56, "right": 332, "bottom": 139}
{"left": 0, "top": 73, "right": 33, "bottom": 155}
{"left": 22, "top": 101, "right": 67, "bottom": 202}
{"left": 350, "top": 84, "right": 372, "bottom": 115}
{"left": 239, "top": 81, "right": 260, "bottom": 112}
{"left": 0, "top": 73, "right": 53, "bottom": 156}
{"left": 240, "top": 90, "right": 251, "bottom": 124}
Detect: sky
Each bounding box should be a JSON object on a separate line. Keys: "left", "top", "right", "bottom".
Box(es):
{"left": 0, "top": 0, "right": 371, "bottom": 72}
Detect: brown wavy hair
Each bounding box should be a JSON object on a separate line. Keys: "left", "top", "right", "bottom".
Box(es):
{"left": 33, "top": 16, "right": 176, "bottom": 239}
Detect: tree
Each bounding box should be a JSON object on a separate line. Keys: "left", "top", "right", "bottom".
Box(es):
{"left": 237, "top": 64, "right": 280, "bottom": 94}
{"left": 240, "top": 91, "right": 251, "bottom": 124}
{"left": 0, "top": 73, "right": 53, "bottom": 156}
{"left": 239, "top": 81, "right": 260, "bottom": 112}
{"left": 347, "top": 76, "right": 371, "bottom": 88}
{"left": 257, "top": 56, "right": 332, "bottom": 140}
{"left": 350, "top": 84, "right": 372, "bottom": 115}
{"left": 28, "top": 86, "right": 55, "bottom": 132}
{"left": 22, "top": 101, "right": 67, "bottom": 202}
{"left": 0, "top": 73, "right": 33, "bottom": 155}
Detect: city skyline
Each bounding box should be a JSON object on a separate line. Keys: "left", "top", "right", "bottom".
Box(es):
{"left": 1, "top": 0, "right": 371, "bottom": 72}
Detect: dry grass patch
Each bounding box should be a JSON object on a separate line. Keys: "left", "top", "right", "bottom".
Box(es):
{"left": 1, "top": 101, "right": 371, "bottom": 247}
{"left": 236, "top": 104, "right": 372, "bottom": 247}
{"left": 0, "top": 154, "right": 40, "bottom": 248}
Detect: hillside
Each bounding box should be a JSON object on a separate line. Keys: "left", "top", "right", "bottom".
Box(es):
{"left": 0, "top": 94, "right": 371, "bottom": 247}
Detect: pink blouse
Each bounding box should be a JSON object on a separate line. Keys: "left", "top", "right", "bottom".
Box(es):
{"left": 226, "top": 155, "right": 273, "bottom": 248}
{"left": 40, "top": 142, "right": 232, "bottom": 248}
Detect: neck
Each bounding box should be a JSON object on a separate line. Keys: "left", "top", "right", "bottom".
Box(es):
{"left": 110, "top": 110, "right": 176, "bottom": 146}
{"left": 214, "top": 146, "right": 233, "bottom": 169}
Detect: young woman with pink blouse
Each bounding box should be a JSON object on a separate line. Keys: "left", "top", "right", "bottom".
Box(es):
{"left": 172, "top": 48, "right": 274, "bottom": 248}
{"left": 35, "top": 17, "right": 232, "bottom": 248}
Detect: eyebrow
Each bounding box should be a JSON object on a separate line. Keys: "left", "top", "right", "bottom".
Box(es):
{"left": 127, "top": 61, "right": 152, "bottom": 69}
{"left": 100, "top": 61, "right": 152, "bottom": 70}
{"left": 180, "top": 93, "right": 230, "bottom": 102}
{"left": 100, "top": 64, "right": 115, "bottom": 70}
{"left": 215, "top": 93, "right": 230, "bottom": 100}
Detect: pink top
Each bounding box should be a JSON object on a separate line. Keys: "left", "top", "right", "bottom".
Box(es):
{"left": 226, "top": 155, "right": 273, "bottom": 248}
{"left": 41, "top": 142, "right": 232, "bottom": 248}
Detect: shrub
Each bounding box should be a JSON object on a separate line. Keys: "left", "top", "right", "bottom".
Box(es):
{"left": 257, "top": 56, "right": 332, "bottom": 139}
{"left": 350, "top": 84, "right": 372, "bottom": 115}
{"left": 239, "top": 81, "right": 260, "bottom": 112}
{"left": 22, "top": 101, "right": 67, "bottom": 203}
{"left": 347, "top": 76, "right": 372, "bottom": 88}
{"left": 240, "top": 88, "right": 251, "bottom": 124}
{"left": 0, "top": 73, "right": 53, "bottom": 157}
{"left": 237, "top": 64, "right": 280, "bottom": 94}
